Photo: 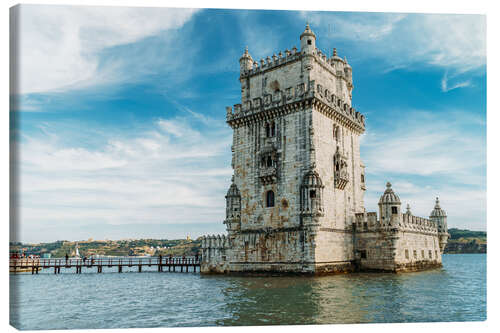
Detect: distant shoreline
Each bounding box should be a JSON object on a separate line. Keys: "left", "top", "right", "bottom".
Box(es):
{"left": 10, "top": 228, "right": 486, "bottom": 257}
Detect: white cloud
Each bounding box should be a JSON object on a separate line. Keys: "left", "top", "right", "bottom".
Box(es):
{"left": 302, "top": 12, "right": 407, "bottom": 42}
{"left": 12, "top": 4, "right": 199, "bottom": 94}
{"left": 361, "top": 109, "right": 486, "bottom": 230}
{"left": 362, "top": 110, "right": 485, "bottom": 180}
{"left": 13, "top": 111, "right": 233, "bottom": 242}
{"left": 441, "top": 71, "right": 472, "bottom": 92}
{"left": 300, "top": 12, "right": 485, "bottom": 73}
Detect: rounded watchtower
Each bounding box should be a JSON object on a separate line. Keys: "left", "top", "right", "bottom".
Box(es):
{"left": 224, "top": 177, "right": 241, "bottom": 236}
{"left": 300, "top": 23, "right": 316, "bottom": 54}
{"left": 378, "top": 182, "right": 402, "bottom": 227}
{"left": 239, "top": 46, "right": 253, "bottom": 73}
{"left": 430, "top": 197, "right": 449, "bottom": 253}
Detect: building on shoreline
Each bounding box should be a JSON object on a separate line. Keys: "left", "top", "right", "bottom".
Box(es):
{"left": 201, "top": 25, "right": 449, "bottom": 274}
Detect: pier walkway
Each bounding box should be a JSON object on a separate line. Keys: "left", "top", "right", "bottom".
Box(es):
{"left": 10, "top": 257, "right": 200, "bottom": 274}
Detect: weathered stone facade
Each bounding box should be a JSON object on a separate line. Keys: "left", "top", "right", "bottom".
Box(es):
{"left": 201, "top": 25, "right": 449, "bottom": 274}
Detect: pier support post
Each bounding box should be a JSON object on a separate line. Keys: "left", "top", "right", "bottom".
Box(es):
{"left": 118, "top": 265, "right": 122, "bottom": 273}
{"left": 138, "top": 265, "right": 142, "bottom": 273}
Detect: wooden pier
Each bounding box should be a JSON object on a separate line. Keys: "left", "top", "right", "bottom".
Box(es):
{"left": 9, "top": 257, "right": 200, "bottom": 274}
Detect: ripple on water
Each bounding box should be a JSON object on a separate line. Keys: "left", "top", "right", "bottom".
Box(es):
{"left": 10, "top": 254, "right": 486, "bottom": 329}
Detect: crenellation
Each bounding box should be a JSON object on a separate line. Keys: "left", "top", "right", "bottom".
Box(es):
{"left": 201, "top": 24, "right": 447, "bottom": 275}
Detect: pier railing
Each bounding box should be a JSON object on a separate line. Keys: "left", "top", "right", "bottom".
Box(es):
{"left": 9, "top": 257, "right": 201, "bottom": 274}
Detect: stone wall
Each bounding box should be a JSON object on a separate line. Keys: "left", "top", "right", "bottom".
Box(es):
{"left": 353, "top": 212, "right": 442, "bottom": 272}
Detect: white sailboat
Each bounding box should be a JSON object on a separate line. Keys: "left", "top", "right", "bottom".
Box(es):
{"left": 74, "top": 243, "right": 80, "bottom": 258}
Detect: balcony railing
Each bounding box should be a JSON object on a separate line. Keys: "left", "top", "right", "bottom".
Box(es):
{"left": 335, "top": 170, "right": 349, "bottom": 190}
{"left": 259, "top": 166, "right": 277, "bottom": 184}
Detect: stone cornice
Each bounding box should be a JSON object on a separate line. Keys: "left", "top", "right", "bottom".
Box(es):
{"left": 227, "top": 94, "right": 365, "bottom": 134}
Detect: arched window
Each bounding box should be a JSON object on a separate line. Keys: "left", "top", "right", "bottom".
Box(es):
{"left": 266, "top": 155, "right": 273, "bottom": 167}
{"left": 270, "top": 80, "right": 280, "bottom": 92}
{"left": 266, "top": 190, "right": 275, "bottom": 207}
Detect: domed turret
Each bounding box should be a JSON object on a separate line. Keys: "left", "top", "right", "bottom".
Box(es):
{"left": 302, "top": 169, "right": 323, "bottom": 188}
{"left": 239, "top": 46, "right": 253, "bottom": 73}
{"left": 226, "top": 182, "right": 240, "bottom": 198}
{"left": 224, "top": 176, "right": 241, "bottom": 235}
{"left": 430, "top": 197, "right": 446, "bottom": 217}
{"left": 378, "top": 182, "right": 401, "bottom": 205}
{"left": 406, "top": 203, "right": 412, "bottom": 215}
{"left": 300, "top": 23, "right": 316, "bottom": 54}
{"left": 344, "top": 56, "right": 352, "bottom": 78}
{"left": 378, "top": 182, "right": 402, "bottom": 227}
{"left": 331, "top": 48, "right": 343, "bottom": 62}
{"left": 429, "top": 197, "right": 449, "bottom": 253}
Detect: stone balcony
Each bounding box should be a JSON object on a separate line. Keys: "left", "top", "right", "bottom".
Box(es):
{"left": 259, "top": 166, "right": 277, "bottom": 184}
{"left": 335, "top": 170, "right": 349, "bottom": 190}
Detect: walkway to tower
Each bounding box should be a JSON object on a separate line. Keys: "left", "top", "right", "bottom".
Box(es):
{"left": 9, "top": 257, "right": 200, "bottom": 274}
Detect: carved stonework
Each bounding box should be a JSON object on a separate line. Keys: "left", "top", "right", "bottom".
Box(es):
{"left": 334, "top": 147, "right": 349, "bottom": 190}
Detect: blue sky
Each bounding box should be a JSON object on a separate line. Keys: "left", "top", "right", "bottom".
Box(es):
{"left": 11, "top": 5, "right": 486, "bottom": 242}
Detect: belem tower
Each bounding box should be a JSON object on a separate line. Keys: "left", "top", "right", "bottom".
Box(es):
{"left": 200, "top": 24, "right": 449, "bottom": 274}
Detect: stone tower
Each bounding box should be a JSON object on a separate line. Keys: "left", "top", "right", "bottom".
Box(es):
{"left": 201, "top": 24, "right": 447, "bottom": 274}
{"left": 204, "top": 24, "right": 365, "bottom": 273}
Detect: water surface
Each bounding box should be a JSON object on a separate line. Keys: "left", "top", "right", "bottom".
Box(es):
{"left": 10, "top": 254, "right": 486, "bottom": 330}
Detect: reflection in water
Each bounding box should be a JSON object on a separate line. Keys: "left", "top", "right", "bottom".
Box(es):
{"left": 213, "top": 273, "right": 410, "bottom": 325}
{"left": 211, "top": 254, "right": 485, "bottom": 325}
{"left": 10, "top": 254, "right": 486, "bottom": 330}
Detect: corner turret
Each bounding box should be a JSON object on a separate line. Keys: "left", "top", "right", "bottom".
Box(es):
{"left": 378, "top": 182, "right": 402, "bottom": 227}
{"left": 300, "top": 23, "right": 316, "bottom": 54}
{"left": 223, "top": 176, "right": 241, "bottom": 237}
{"left": 430, "top": 197, "right": 449, "bottom": 253}
{"left": 239, "top": 46, "right": 253, "bottom": 73}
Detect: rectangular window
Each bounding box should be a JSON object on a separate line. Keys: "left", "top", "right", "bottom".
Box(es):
{"left": 421, "top": 250, "right": 425, "bottom": 258}
{"left": 435, "top": 250, "right": 438, "bottom": 258}
{"left": 429, "top": 250, "right": 432, "bottom": 259}
{"left": 360, "top": 250, "right": 367, "bottom": 259}
{"left": 392, "top": 206, "right": 398, "bottom": 214}
{"left": 413, "top": 250, "right": 417, "bottom": 259}
{"left": 405, "top": 249, "right": 409, "bottom": 259}
{"left": 363, "top": 222, "right": 368, "bottom": 229}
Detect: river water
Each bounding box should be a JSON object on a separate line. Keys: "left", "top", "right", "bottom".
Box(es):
{"left": 9, "top": 254, "right": 486, "bottom": 330}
